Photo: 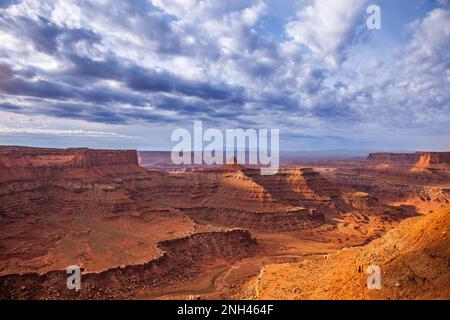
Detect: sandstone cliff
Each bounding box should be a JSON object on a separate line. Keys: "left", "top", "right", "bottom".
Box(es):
{"left": 367, "top": 151, "right": 450, "bottom": 170}
{"left": 0, "top": 230, "right": 258, "bottom": 299}
{"left": 252, "top": 205, "right": 450, "bottom": 300}
{"left": 414, "top": 152, "right": 450, "bottom": 170}
{"left": 0, "top": 146, "right": 138, "bottom": 169}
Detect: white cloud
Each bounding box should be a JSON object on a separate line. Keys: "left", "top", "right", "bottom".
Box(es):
{"left": 0, "top": 127, "right": 130, "bottom": 137}
{"left": 241, "top": 1, "right": 267, "bottom": 26}
{"left": 50, "top": 0, "right": 81, "bottom": 29}
{"left": 0, "top": 0, "right": 449, "bottom": 150}
{"left": 285, "top": 0, "right": 367, "bottom": 67}
{"left": 408, "top": 8, "right": 450, "bottom": 57}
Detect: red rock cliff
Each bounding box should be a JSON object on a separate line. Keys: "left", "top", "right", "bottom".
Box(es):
{"left": 0, "top": 146, "right": 139, "bottom": 169}
{"left": 414, "top": 152, "right": 450, "bottom": 170}
{"left": 367, "top": 151, "right": 450, "bottom": 170}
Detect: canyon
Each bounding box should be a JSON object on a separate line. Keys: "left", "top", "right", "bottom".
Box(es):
{"left": 0, "top": 146, "right": 449, "bottom": 299}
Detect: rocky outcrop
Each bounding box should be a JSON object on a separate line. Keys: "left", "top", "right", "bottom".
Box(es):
{"left": 153, "top": 167, "right": 345, "bottom": 231}
{"left": 181, "top": 207, "right": 324, "bottom": 231}
{"left": 0, "top": 230, "right": 258, "bottom": 300}
{"left": 344, "top": 192, "right": 380, "bottom": 210}
{"left": 253, "top": 205, "right": 450, "bottom": 300}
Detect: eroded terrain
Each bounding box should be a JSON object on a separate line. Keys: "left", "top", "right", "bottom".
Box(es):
{"left": 0, "top": 147, "right": 449, "bottom": 299}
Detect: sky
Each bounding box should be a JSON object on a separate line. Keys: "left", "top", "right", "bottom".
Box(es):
{"left": 0, "top": 0, "right": 449, "bottom": 151}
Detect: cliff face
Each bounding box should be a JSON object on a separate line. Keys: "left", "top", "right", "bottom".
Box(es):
{"left": 0, "top": 230, "right": 258, "bottom": 300}
{"left": 414, "top": 152, "right": 450, "bottom": 170}
{"left": 149, "top": 167, "right": 350, "bottom": 231}
{"left": 245, "top": 168, "right": 351, "bottom": 212}
{"left": 367, "top": 151, "right": 450, "bottom": 169}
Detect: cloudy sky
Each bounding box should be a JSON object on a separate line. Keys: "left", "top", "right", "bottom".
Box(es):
{"left": 0, "top": 0, "right": 449, "bottom": 151}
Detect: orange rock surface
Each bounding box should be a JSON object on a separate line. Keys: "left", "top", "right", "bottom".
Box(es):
{"left": 250, "top": 205, "right": 450, "bottom": 300}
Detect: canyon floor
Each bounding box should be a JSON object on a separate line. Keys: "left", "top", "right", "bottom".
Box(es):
{"left": 0, "top": 147, "right": 449, "bottom": 299}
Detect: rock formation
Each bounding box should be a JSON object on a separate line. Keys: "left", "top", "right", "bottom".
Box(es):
{"left": 0, "top": 230, "right": 258, "bottom": 299}
{"left": 0, "top": 146, "right": 138, "bottom": 169}
{"left": 414, "top": 152, "right": 450, "bottom": 170}
{"left": 368, "top": 151, "right": 450, "bottom": 170}
{"left": 0, "top": 146, "right": 197, "bottom": 275}
{"left": 251, "top": 205, "right": 450, "bottom": 300}
{"left": 0, "top": 146, "right": 343, "bottom": 277}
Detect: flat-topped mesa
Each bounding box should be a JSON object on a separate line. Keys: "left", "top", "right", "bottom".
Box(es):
{"left": 0, "top": 146, "right": 139, "bottom": 169}
{"left": 367, "top": 152, "right": 420, "bottom": 163}
{"left": 367, "top": 151, "right": 450, "bottom": 170}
